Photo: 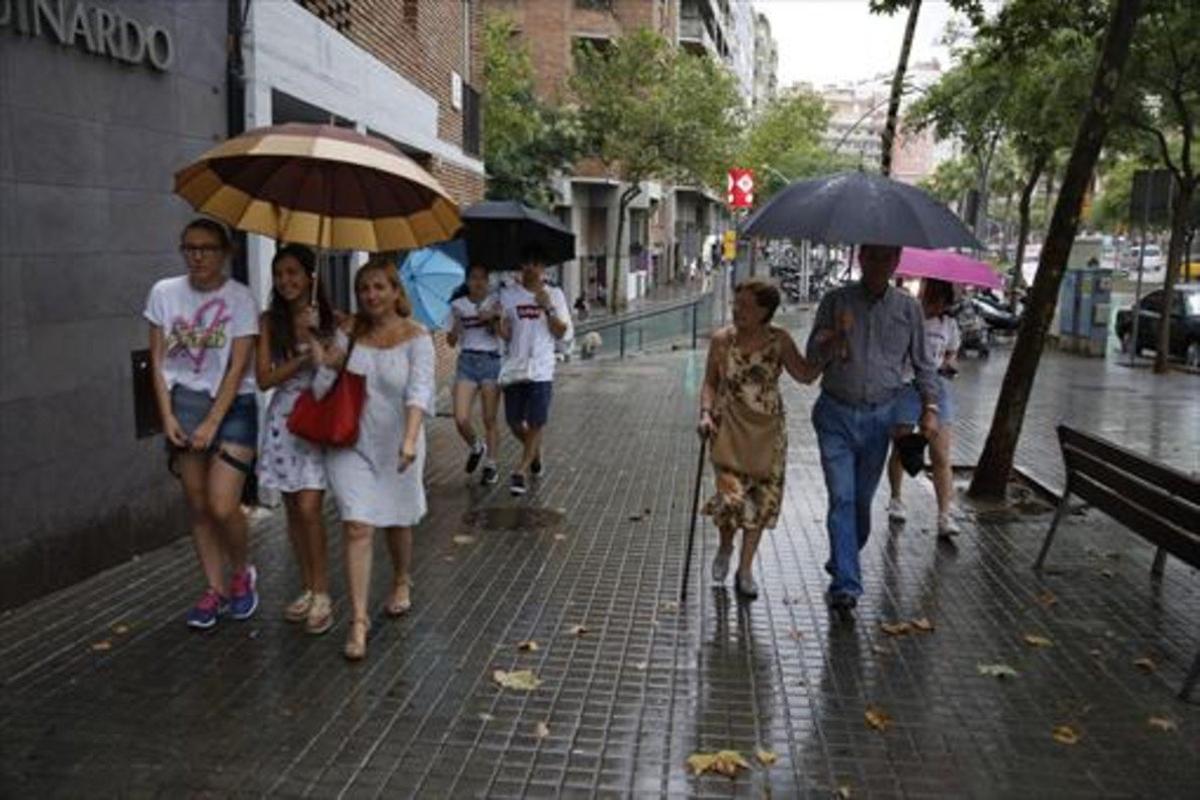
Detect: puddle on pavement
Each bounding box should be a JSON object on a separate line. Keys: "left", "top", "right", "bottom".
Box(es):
{"left": 461, "top": 507, "right": 566, "bottom": 532}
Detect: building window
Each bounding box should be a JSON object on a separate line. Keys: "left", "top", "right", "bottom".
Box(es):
{"left": 462, "top": 83, "right": 482, "bottom": 158}
{"left": 572, "top": 35, "right": 612, "bottom": 69}
{"left": 575, "top": 0, "right": 614, "bottom": 10}
{"left": 403, "top": 0, "right": 418, "bottom": 30}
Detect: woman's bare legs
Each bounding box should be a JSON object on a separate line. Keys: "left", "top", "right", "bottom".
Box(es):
{"left": 207, "top": 444, "right": 254, "bottom": 573}
{"left": 480, "top": 384, "right": 501, "bottom": 461}
{"left": 738, "top": 527, "right": 762, "bottom": 580}
{"left": 283, "top": 493, "right": 314, "bottom": 591}
{"left": 453, "top": 381, "right": 479, "bottom": 447}
{"left": 294, "top": 489, "right": 329, "bottom": 593}
{"left": 177, "top": 452, "right": 227, "bottom": 595}
{"left": 930, "top": 426, "right": 954, "bottom": 518}
{"left": 343, "top": 521, "right": 373, "bottom": 653}
{"left": 385, "top": 526, "right": 413, "bottom": 613}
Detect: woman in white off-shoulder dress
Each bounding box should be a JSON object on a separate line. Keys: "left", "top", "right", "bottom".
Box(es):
{"left": 311, "top": 257, "right": 435, "bottom": 661}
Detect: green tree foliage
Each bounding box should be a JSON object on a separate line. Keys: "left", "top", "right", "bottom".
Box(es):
{"left": 1116, "top": 0, "right": 1200, "bottom": 371}
{"left": 481, "top": 15, "right": 581, "bottom": 209}
{"left": 736, "top": 90, "right": 848, "bottom": 199}
{"left": 919, "top": 155, "right": 975, "bottom": 208}
{"left": 571, "top": 29, "right": 742, "bottom": 309}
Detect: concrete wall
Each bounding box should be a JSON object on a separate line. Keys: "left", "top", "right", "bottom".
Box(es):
{"left": 0, "top": 0, "right": 229, "bottom": 609}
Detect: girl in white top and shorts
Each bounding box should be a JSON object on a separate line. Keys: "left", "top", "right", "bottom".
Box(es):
{"left": 144, "top": 219, "right": 260, "bottom": 630}
{"left": 448, "top": 264, "right": 503, "bottom": 486}
{"left": 310, "top": 257, "right": 435, "bottom": 661}
{"left": 887, "top": 278, "right": 962, "bottom": 537}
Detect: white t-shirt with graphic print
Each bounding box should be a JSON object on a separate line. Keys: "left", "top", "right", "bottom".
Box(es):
{"left": 144, "top": 275, "right": 259, "bottom": 397}
{"left": 450, "top": 295, "right": 503, "bottom": 353}
{"left": 499, "top": 282, "right": 571, "bottom": 383}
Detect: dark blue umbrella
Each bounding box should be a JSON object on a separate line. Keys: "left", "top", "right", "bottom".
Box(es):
{"left": 741, "top": 171, "right": 981, "bottom": 249}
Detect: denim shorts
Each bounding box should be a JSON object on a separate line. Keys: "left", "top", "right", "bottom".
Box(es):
{"left": 504, "top": 381, "right": 553, "bottom": 429}
{"left": 171, "top": 386, "right": 259, "bottom": 449}
{"left": 893, "top": 377, "right": 955, "bottom": 427}
{"left": 456, "top": 350, "right": 501, "bottom": 386}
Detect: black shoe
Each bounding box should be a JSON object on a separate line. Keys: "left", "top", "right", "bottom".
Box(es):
{"left": 481, "top": 463, "right": 499, "bottom": 486}
{"left": 509, "top": 473, "right": 527, "bottom": 496}
{"left": 530, "top": 457, "right": 544, "bottom": 478}
{"left": 735, "top": 571, "right": 759, "bottom": 599}
{"left": 828, "top": 592, "right": 857, "bottom": 612}
{"left": 465, "top": 441, "right": 486, "bottom": 474}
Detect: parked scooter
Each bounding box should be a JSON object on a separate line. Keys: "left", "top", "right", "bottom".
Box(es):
{"left": 955, "top": 299, "right": 991, "bottom": 357}
{"left": 970, "top": 290, "right": 1022, "bottom": 334}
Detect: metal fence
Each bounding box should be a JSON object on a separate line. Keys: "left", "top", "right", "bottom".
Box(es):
{"left": 574, "top": 292, "right": 718, "bottom": 360}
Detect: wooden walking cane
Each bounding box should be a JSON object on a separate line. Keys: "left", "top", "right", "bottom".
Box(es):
{"left": 680, "top": 433, "right": 708, "bottom": 602}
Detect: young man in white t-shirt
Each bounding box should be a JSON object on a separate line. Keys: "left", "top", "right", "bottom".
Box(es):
{"left": 498, "top": 245, "right": 572, "bottom": 496}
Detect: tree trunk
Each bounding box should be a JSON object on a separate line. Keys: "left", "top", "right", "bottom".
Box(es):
{"left": 880, "top": 0, "right": 922, "bottom": 177}
{"left": 1154, "top": 178, "right": 1194, "bottom": 373}
{"left": 969, "top": 0, "right": 1144, "bottom": 500}
{"left": 610, "top": 184, "right": 641, "bottom": 314}
{"left": 1010, "top": 155, "right": 1048, "bottom": 300}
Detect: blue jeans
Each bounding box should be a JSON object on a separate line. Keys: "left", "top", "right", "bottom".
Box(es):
{"left": 812, "top": 391, "right": 897, "bottom": 598}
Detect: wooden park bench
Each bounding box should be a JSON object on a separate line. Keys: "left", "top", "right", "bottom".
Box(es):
{"left": 1035, "top": 425, "right": 1200, "bottom": 701}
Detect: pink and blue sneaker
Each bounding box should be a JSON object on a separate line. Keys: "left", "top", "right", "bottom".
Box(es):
{"left": 186, "top": 588, "right": 229, "bottom": 630}
{"left": 229, "top": 565, "right": 259, "bottom": 620}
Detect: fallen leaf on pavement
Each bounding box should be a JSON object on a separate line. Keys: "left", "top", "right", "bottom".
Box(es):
{"left": 836, "top": 785, "right": 853, "bottom": 799}
{"left": 535, "top": 721, "right": 550, "bottom": 739}
{"left": 872, "top": 643, "right": 893, "bottom": 656}
{"left": 570, "top": 625, "right": 589, "bottom": 637}
{"left": 911, "top": 617, "right": 935, "bottom": 633}
{"left": 864, "top": 706, "right": 892, "bottom": 732}
{"left": 628, "top": 514, "right": 644, "bottom": 522}
{"left": 111, "top": 623, "right": 131, "bottom": 635}
{"left": 452, "top": 534, "right": 476, "bottom": 546}
{"left": 1134, "top": 657, "right": 1157, "bottom": 672}
{"left": 686, "top": 750, "right": 750, "bottom": 777}
{"left": 91, "top": 639, "right": 112, "bottom": 652}
{"left": 553, "top": 533, "right": 567, "bottom": 541}
{"left": 517, "top": 640, "right": 539, "bottom": 652}
{"left": 1023, "top": 634, "right": 1054, "bottom": 648}
{"left": 1147, "top": 716, "right": 1177, "bottom": 732}
{"left": 1052, "top": 725, "right": 1081, "bottom": 745}
{"left": 660, "top": 601, "right": 680, "bottom": 614}
{"left": 492, "top": 669, "right": 542, "bottom": 691}
{"left": 789, "top": 628, "right": 803, "bottom": 641}
{"left": 1036, "top": 591, "right": 1058, "bottom": 608}
{"left": 1100, "top": 569, "right": 1115, "bottom": 579}
{"left": 634, "top": 661, "right": 648, "bottom": 671}
{"left": 977, "top": 663, "right": 1019, "bottom": 680}
{"left": 755, "top": 749, "right": 778, "bottom": 766}
{"left": 1089, "top": 648, "right": 1103, "bottom": 659}
{"left": 880, "top": 622, "right": 912, "bottom": 637}
{"left": 444, "top": 556, "right": 456, "bottom": 563}
{"left": 478, "top": 713, "right": 495, "bottom": 723}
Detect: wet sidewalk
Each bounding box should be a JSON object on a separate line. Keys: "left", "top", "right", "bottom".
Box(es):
{"left": 1, "top": 318, "right": 1198, "bottom": 798}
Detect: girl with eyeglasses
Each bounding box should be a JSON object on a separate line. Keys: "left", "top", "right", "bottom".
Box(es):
{"left": 145, "top": 219, "right": 261, "bottom": 630}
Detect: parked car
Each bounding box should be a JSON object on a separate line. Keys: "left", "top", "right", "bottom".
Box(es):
{"left": 1120, "top": 244, "right": 1166, "bottom": 274}
{"left": 1114, "top": 284, "right": 1200, "bottom": 366}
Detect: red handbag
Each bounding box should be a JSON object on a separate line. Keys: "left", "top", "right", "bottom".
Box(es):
{"left": 287, "top": 354, "right": 367, "bottom": 447}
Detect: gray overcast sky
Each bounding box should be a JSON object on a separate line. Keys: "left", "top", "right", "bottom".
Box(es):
{"left": 751, "top": 0, "right": 981, "bottom": 89}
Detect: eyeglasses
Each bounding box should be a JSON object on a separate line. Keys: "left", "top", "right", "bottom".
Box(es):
{"left": 180, "top": 244, "right": 224, "bottom": 257}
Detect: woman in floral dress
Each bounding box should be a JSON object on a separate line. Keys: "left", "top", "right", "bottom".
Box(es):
{"left": 698, "top": 279, "right": 819, "bottom": 598}
{"left": 256, "top": 245, "right": 337, "bottom": 634}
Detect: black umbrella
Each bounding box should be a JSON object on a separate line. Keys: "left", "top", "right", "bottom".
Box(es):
{"left": 462, "top": 200, "right": 576, "bottom": 270}
{"left": 741, "top": 171, "right": 981, "bottom": 249}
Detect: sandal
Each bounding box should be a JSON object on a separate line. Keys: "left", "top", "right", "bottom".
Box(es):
{"left": 343, "top": 618, "right": 370, "bottom": 661}
{"left": 284, "top": 590, "right": 314, "bottom": 623}
{"left": 385, "top": 577, "right": 413, "bottom": 617}
{"left": 305, "top": 593, "right": 333, "bottom": 635}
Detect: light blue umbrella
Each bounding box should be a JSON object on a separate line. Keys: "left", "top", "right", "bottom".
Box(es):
{"left": 398, "top": 239, "right": 467, "bottom": 330}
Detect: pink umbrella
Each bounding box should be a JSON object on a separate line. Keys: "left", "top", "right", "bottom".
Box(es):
{"left": 897, "top": 248, "right": 1003, "bottom": 290}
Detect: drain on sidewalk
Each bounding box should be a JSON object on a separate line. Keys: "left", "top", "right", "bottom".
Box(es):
{"left": 461, "top": 507, "right": 566, "bottom": 531}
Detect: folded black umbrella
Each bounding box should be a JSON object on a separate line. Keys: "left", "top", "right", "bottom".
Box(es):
{"left": 740, "top": 171, "right": 981, "bottom": 250}
{"left": 897, "top": 433, "right": 929, "bottom": 478}
{"left": 462, "top": 200, "right": 575, "bottom": 270}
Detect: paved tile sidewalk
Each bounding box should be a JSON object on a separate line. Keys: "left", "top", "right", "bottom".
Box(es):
{"left": 1, "top": 318, "right": 1197, "bottom": 798}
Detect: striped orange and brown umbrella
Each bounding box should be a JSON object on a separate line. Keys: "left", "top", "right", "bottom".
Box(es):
{"left": 174, "top": 123, "right": 461, "bottom": 252}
